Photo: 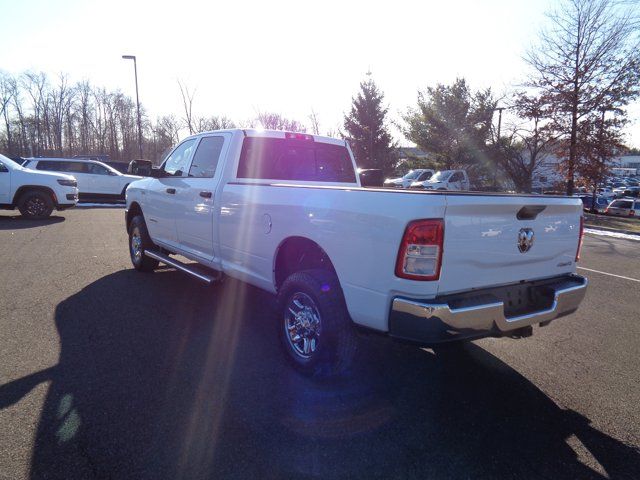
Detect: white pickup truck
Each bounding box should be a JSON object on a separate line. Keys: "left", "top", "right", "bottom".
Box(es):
{"left": 125, "top": 129, "right": 588, "bottom": 376}
{"left": 0, "top": 154, "right": 79, "bottom": 218}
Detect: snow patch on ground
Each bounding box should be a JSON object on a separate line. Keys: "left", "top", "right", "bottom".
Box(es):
{"left": 585, "top": 228, "right": 640, "bottom": 241}
{"left": 76, "top": 203, "right": 125, "bottom": 208}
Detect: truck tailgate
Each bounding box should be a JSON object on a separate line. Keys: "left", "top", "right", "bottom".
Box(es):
{"left": 438, "top": 195, "right": 582, "bottom": 295}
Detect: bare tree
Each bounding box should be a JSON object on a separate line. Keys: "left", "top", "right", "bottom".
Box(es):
{"left": 178, "top": 80, "right": 196, "bottom": 135}
{"left": 308, "top": 109, "right": 320, "bottom": 135}
{"left": 0, "top": 72, "right": 15, "bottom": 153}
{"left": 254, "top": 111, "right": 306, "bottom": 132}
{"left": 497, "top": 93, "right": 557, "bottom": 192}
{"left": 194, "top": 115, "right": 236, "bottom": 133}
{"left": 526, "top": 0, "right": 640, "bottom": 195}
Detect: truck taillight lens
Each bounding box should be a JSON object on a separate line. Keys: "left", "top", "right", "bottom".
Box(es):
{"left": 395, "top": 219, "right": 444, "bottom": 280}
{"left": 575, "top": 216, "right": 584, "bottom": 262}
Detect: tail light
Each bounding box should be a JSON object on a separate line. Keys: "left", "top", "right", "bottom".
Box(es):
{"left": 285, "top": 132, "right": 314, "bottom": 141}
{"left": 395, "top": 219, "right": 444, "bottom": 280}
{"left": 630, "top": 210, "right": 635, "bottom": 216}
{"left": 575, "top": 216, "right": 584, "bottom": 262}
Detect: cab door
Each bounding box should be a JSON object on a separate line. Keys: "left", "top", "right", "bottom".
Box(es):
{"left": 448, "top": 171, "right": 464, "bottom": 190}
{"left": 174, "top": 134, "right": 230, "bottom": 261}
{"left": 143, "top": 138, "right": 197, "bottom": 248}
{"left": 85, "top": 162, "right": 121, "bottom": 195}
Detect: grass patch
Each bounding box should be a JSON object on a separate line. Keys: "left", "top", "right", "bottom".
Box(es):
{"left": 584, "top": 212, "right": 640, "bottom": 233}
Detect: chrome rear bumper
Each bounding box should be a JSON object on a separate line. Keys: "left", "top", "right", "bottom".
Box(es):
{"left": 389, "top": 274, "right": 588, "bottom": 344}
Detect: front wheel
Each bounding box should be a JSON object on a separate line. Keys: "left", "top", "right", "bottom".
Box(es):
{"left": 18, "top": 190, "right": 54, "bottom": 219}
{"left": 278, "top": 269, "right": 358, "bottom": 378}
{"left": 129, "top": 215, "right": 159, "bottom": 272}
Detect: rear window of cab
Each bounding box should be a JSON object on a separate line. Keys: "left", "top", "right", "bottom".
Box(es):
{"left": 237, "top": 137, "right": 356, "bottom": 183}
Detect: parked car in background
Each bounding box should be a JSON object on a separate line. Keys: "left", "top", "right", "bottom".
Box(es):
{"left": 578, "top": 195, "right": 608, "bottom": 213}
{"left": 0, "top": 154, "right": 78, "bottom": 219}
{"left": 605, "top": 198, "right": 640, "bottom": 218}
{"left": 23, "top": 158, "right": 141, "bottom": 201}
{"left": 597, "top": 187, "right": 615, "bottom": 199}
{"left": 613, "top": 187, "right": 627, "bottom": 198}
{"left": 623, "top": 186, "right": 640, "bottom": 198}
{"left": 384, "top": 168, "right": 434, "bottom": 188}
{"left": 411, "top": 169, "right": 470, "bottom": 191}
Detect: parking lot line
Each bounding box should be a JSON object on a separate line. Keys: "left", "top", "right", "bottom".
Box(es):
{"left": 577, "top": 266, "right": 640, "bottom": 283}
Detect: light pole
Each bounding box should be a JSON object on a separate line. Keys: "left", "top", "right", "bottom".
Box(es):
{"left": 493, "top": 106, "right": 505, "bottom": 190}
{"left": 122, "top": 55, "right": 143, "bottom": 158}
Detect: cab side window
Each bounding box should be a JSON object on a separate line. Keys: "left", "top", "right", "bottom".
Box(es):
{"left": 450, "top": 172, "right": 463, "bottom": 182}
{"left": 417, "top": 171, "right": 432, "bottom": 182}
{"left": 163, "top": 139, "right": 196, "bottom": 177}
{"left": 0, "top": 162, "right": 8, "bottom": 172}
{"left": 86, "top": 163, "right": 110, "bottom": 175}
{"left": 189, "top": 136, "right": 225, "bottom": 178}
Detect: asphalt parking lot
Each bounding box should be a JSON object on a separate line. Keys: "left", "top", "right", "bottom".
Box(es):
{"left": 1, "top": 208, "right": 640, "bottom": 479}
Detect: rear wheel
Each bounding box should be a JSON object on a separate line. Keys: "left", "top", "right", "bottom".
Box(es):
{"left": 278, "top": 269, "right": 358, "bottom": 378}
{"left": 18, "top": 190, "right": 54, "bottom": 219}
{"left": 129, "top": 215, "right": 159, "bottom": 272}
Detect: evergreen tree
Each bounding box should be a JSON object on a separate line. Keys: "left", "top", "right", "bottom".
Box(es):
{"left": 402, "top": 78, "right": 496, "bottom": 182}
{"left": 343, "top": 75, "right": 395, "bottom": 174}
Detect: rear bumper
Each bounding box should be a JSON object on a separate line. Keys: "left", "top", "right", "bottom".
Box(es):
{"left": 389, "top": 274, "right": 588, "bottom": 344}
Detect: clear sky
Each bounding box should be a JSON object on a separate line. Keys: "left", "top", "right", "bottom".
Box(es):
{"left": 1, "top": 0, "right": 639, "bottom": 146}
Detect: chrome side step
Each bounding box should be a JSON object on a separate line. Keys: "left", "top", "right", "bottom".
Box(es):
{"left": 144, "top": 250, "right": 221, "bottom": 284}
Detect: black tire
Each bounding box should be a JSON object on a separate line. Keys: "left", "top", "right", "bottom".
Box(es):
{"left": 128, "top": 215, "right": 159, "bottom": 272}
{"left": 278, "top": 269, "right": 358, "bottom": 378}
{"left": 18, "top": 190, "right": 54, "bottom": 219}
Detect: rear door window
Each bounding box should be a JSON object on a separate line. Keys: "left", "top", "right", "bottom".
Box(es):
{"left": 237, "top": 137, "right": 355, "bottom": 183}
{"left": 189, "top": 136, "right": 225, "bottom": 178}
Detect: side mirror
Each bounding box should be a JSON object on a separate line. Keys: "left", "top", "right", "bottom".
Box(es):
{"left": 149, "top": 167, "right": 164, "bottom": 178}
{"left": 358, "top": 169, "right": 384, "bottom": 187}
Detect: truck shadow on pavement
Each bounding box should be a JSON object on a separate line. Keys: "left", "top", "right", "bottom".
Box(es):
{"left": 0, "top": 215, "right": 65, "bottom": 230}
{"left": 2, "top": 269, "right": 639, "bottom": 479}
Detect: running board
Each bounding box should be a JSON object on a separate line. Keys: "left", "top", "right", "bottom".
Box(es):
{"left": 144, "top": 250, "right": 221, "bottom": 284}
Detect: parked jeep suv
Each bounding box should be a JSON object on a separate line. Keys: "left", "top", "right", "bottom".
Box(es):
{"left": 23, "top": 158, "right": 141, "bottom": 202}
{"left": 0, "top": 154, "right": 78, "bottom": 219}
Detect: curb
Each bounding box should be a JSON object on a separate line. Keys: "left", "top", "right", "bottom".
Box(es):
{"left": 584, "top": 224, "right": 640, "bottom": 237}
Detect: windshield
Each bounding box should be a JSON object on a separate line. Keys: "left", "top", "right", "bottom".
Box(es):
{"left": 429, "top": 171, "right": 452, "bottom": 182}
{"left": 402, "top": 170, "right": 420, "bottom": 180}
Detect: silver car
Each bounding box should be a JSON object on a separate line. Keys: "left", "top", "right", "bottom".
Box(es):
{"left": 605, "top": 198, "right": 640, "bottom": 218}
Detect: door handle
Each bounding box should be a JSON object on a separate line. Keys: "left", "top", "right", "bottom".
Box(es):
{"left": 166, "top": 188, "right": 176, "bottom": 194}
{"left": 199, "top": 191, "right": 212, "bottom": 199}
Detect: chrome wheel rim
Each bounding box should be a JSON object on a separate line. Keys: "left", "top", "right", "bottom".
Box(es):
{"left": 25, "top": 196, "right": 47, "bottom": 216}
{"left": 285, "top": 292, "right": 322, "bottom": 359}
{"left": 131, "top": 227, "right": 143, "bottom": 262}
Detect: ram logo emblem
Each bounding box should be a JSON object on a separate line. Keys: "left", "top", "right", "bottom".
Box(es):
{"left": 517, "top": 228, "right": 535, "bottom": 253}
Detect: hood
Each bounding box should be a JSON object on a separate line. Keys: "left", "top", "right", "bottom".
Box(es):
{"left": 384, "top": 177, "right": 403, "bottom": 184}
{"left": 20, "top": 167, "right": 76, "bottom": 182}
{"left": 121, "top": 174, "right": 143, "bottom": 181}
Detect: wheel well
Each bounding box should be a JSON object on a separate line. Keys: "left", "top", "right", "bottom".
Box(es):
{"left": 126, "top": 202, "right": 143, "bottom": 233}
{"left": 274, "top": 237, "right": 337, "bottom": 291}
{"left": 121, "top": 183, "right": 130, "bottom": 197}
{"left": 12, "top": 186, "right": 56, "bottom": 206}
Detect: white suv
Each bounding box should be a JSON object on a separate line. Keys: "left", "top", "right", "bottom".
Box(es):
{"left": 0, "top": 154, "right": 78, "bottom": 219}
{"left": 23, "top": 158, "right": 142, "bottom": 201}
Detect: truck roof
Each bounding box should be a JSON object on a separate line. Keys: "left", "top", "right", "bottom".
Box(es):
{"left": 186, "top": 128, "right": 347, "bottom": 146}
